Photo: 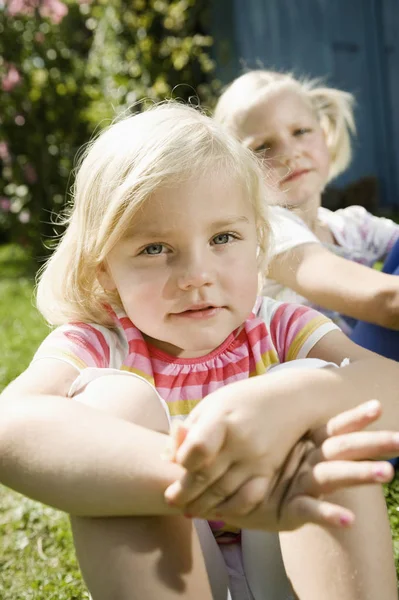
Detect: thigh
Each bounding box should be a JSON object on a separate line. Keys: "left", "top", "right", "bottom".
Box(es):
{"left": 279, "top": 485, "right": 396, "bottom": 600}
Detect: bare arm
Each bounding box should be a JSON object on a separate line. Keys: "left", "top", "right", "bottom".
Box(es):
{"left": 0, "top": 359, "right": 184, "bottom": 516}
{"left": 268, "top": 243, "right": 399, "bottom": 329}
{"left": 305, "top": 329, "right": 399, "bottom": 428}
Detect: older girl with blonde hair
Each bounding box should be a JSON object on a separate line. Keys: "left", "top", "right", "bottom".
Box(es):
{"left": 215, "top": 70, "right": 399, "bottom": 361}
{"left": 1, "top": 103, "right": 399, "bottom": 599}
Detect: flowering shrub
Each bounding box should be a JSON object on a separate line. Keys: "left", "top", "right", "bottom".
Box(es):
{"left": 0, "top": 0, "right": 218, "bottom": 255}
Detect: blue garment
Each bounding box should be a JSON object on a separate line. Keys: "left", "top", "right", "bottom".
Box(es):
{"left": 350, "top": 237, "right": 399, "bottom": 362}
{"left": 349, "top": 238, "right": 399, "bottom": 468}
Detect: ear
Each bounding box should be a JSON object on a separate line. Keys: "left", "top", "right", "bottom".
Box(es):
{"left": 97, "top": 261, "right": 117, "bottom": 292}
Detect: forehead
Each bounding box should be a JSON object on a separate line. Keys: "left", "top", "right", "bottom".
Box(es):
{"left": 240, "top": 87, "right": 316, "bottom": 144}
{"left": 124, "top": 171, "right": 256, "bottom": 236}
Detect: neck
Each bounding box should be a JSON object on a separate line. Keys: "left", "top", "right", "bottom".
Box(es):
{"left": 289, "top": 195, "right": 321, "bottom": 232}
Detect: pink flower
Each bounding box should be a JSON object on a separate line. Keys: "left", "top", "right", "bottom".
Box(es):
{"left": 0, "top": 142, "right": 10, "bottom": 163}
{"left": 0, "top": 197, "right": 11, "bottom": 212}
{"left": 6, "top": 0, "right": 37, "bottom": 17}
{"left": 24, "top": 163, "right": 37, "bottom": 184}
{"left": 6, "top": 0, "right": 68, "bottom": 23}
{"left": 1, "top": 64, "right": 21, "bottom": 92}
{"left": 40, "top": 0, "right": 68, "bottom": 24}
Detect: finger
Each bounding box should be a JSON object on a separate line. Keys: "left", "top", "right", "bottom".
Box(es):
{"left": 207, "top": 476, "right": 269, "bottom": 519}
{"left": 326, "top": 400, "right": 382, "bottom": 437}
{"left": 181, "top": 465, "right": 265, "bottom": 517}
{"left": 312, "top": 400, "right": 382, "bottom": 445}
{"left": 317, "top": 430, "right": 399, "bottom": 462}
{"left": 174, "top": 416, "right": 228, "bottom": 472}
{"left": 297, "top": 460, "right": 394, "bottom": 497}
{"left": 161, "top": 421, "right": 188, "bottom": 462}
{"left": 282, "top": 495, "right": 355, "bottom": 530}
{"left": 164, "top": 454, "right": 232, "bottom": 507}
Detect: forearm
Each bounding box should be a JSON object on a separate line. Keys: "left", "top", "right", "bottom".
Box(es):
{"left": 270, "top": 245, "right": 399, "bottom": 329}
{"left": 0, "top": 395, "right": 183, "bottom": 517}
{"left": 290, "top": 358, "right": 399, "bottom": 431}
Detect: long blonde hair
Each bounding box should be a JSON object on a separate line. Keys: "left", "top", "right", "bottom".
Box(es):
{"left": 37, "top": 102, "right": 274, "bottom": 326}
{"left": 214, "top": 70, "right": 356, "bottom": 181}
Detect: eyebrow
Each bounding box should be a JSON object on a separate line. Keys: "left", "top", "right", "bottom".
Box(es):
{"left": 210, "top": 216, "right": 251, "bottom": 229}
{"left": 123, "top": 216, "right": 251, "bottom": 240}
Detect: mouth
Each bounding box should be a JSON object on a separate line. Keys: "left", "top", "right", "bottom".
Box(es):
{"left": 281, "top": 169, "right": 310, "bottom": 184}
{"left": 172, "top": 304, "right": 223, "bottom": 319}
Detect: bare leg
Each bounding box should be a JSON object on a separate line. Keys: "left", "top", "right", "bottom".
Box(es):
{"left": 69, "top": 373, "right": 213, "bottom": 600}
{"left": 279, "top": 485, "right": 396, "bottom": 600}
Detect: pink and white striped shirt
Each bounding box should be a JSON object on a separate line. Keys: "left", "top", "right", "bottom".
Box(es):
{"left": 34, "top": 296, "right": 337, "bottom": 420}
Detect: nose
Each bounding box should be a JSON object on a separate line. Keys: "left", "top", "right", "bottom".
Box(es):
{"left": 274, "top": 137, "right": 300, "bottom": 167}
{"left": 176, "top": 248, "right": 214, "bottom": 290}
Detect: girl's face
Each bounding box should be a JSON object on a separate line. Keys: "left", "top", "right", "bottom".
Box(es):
{"left": 239, "top": 88, "right": 331, "bottom": 208}
{"left": 98, "top": 172, "right": 259, "bottom": 358}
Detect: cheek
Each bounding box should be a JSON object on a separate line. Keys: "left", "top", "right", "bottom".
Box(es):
{"left": 227, "top": 246, "right": 259, "bottom": 290}
{"left": 312, "top": 138, "right": 331, "bottom": 174}
{"left": 116, "top": 268, "right": 167, "bottom": 310}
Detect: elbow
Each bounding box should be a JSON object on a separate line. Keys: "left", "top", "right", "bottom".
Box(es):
{"left": 374, "top": 290, "right": 399, "bottom": 330}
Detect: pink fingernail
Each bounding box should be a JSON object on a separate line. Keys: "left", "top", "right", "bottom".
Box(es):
{"left": 339, "top": 514, "right": 353, "bottom": 527}
{"left": 373, "top": 465, "right": 391, "bottom": 481}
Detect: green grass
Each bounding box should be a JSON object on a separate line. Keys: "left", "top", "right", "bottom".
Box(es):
{"left": 0, "top": 245, "right": 89, "bottom": 599}
{"left": 1, "top": 243, "right": 399, "bottom": 597}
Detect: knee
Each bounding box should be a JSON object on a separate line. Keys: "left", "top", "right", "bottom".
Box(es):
{"left": 73, "top": 372, "right": 170, "bottom": 433}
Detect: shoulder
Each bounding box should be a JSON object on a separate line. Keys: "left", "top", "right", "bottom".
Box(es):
{"left": 33, "top": 321, "right": 128, "bottom": 371}
{"left": 319, "top": 205, "right": 369, "bottom": 226}
{"left": 255, "top": 296, "right": 339, "bottom": 361}
{"left": 269, "top": 206, "right": 319, "bottom": 257}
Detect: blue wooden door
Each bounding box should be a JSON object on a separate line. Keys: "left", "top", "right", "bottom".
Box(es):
{"left": 211, "top": 0, "right": 398, "bottom": 208}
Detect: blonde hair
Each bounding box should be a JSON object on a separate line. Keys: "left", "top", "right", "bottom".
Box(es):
{"left": 214, "top": 70, "right": 356, "bottom": 182}
{"left": 37, "top": 102, "right": 274, "bottom": 327}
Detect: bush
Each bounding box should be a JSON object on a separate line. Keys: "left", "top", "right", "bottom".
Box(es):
{"left": 0, "top": 0, "right": 218, "bottom": 258}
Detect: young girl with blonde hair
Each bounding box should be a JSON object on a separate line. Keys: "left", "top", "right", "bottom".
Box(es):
{"left": 1, "top": 103, "right": 399, "bottom": 599}
{"left": 214, "top": 70, "right": 399, "bottom": 361}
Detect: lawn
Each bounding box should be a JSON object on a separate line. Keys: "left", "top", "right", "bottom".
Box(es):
{"left": 1, "top": 244, "right": 399, "bottom": 597}
{"left": 0, "top": 245, "right": 89, "bottom": 599}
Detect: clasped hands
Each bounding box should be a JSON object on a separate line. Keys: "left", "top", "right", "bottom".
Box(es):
{"left": 162, "top": 385, "right": 398, "bottom": 532}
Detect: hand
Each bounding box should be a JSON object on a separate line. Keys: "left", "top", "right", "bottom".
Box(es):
{"left": 163, "top": 374, "right": 316, "bottom": 510}
{"left": 165, "top": 401, "right": 398, "bottom": 531}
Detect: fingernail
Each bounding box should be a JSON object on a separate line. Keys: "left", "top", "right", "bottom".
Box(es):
{"left": 339, "top": 514, "right": 353, "bottom": 527}
{"left": 365, "top": 400, "right": 380, "bottom": 415}
{"left": 373, "top": 465, "right": 391, "bottom": 481}
{"left": 393, "top": 433, "right": 399, "bottom": 446}
{"left": 164, "top": 483, "right": 179, "bottom": 500}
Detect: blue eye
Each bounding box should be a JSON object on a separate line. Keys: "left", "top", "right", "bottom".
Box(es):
{"left": 213, "top": 233, "right": 233, "bottom": 245}
{"left": 142, "top": 244, "right": 164, "bottom": 255}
